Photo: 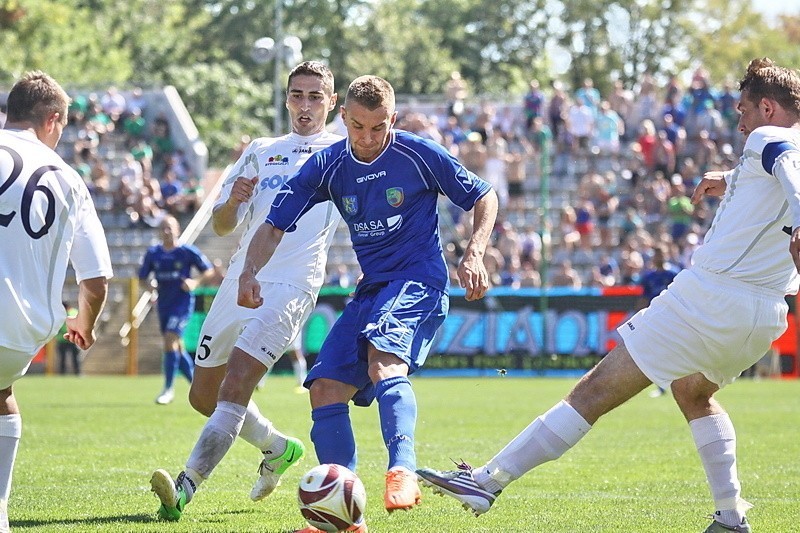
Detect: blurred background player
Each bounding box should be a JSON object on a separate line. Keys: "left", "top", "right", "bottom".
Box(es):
{"left": 139, "top": 215, "right": 213, "bottom": 405}
{"left": 149, "top": 61, "right": 342, "bottom": 522}
{"left": 237, "top": 75, "right": 497, "bottom": 533}
{"left": 0, "top": 71, "right": 112, "bottom": 533}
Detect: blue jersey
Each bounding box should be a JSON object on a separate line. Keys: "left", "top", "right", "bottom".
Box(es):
{"left": 267, "top": 130, "right": 492, "bottom": 294}
{"left": 139, "top": 244, "right": 212, "bottom": 314}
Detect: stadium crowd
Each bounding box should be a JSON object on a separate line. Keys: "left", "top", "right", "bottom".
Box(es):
{"left": 396, "top": 66, "right": 742, "bottom": 290}
{"left": 55, "top": 67, "right": 743, "bottom": 290}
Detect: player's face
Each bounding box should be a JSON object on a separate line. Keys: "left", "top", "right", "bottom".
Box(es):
{"left": 341, "top": 101, "right": 396, "bottom": 163}
{"left": 737, "top": 90, "right": 768, "bottom": 138}
{"left": 160, "top": 218, "right": 179, "bottom": 243}
{"left": 286, "top": 74, "right": 337, "bottom": 137}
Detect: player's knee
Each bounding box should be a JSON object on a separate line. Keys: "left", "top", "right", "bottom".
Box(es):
{"left": 188, "top": 386, "right": 215, "bottom": 416}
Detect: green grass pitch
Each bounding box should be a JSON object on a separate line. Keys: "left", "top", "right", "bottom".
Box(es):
{"left": 8, "top": 375, "right": 800, "bottom": 532}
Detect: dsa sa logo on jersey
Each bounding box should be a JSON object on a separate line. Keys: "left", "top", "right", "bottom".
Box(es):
{"left": 343, "top": 195, "right": 358, "bottom": 215}
{"left": 385, "top": 187, "right": 404, "bottom": 207}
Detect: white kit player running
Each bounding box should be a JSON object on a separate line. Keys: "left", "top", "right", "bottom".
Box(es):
{"left": 150, "top": 61, "right": 342, "bottom": 522}
{"left": 417, "top": 57, "right": 800, "bottom": 533}
{"left": 0, "top": 71, "right": 112, "bottom": 533}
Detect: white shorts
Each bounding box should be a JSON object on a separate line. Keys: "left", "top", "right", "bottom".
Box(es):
{"left": 618, "top": 268, "right": 788, "bottom": 389}
{"left": 0, "top": 346, "right": 38, "bottom": 389}
{"left": 194, "top": 278, "right": 314, "bottom": 370}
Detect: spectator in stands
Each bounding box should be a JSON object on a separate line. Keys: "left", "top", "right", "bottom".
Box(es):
{"left": 550, "top": 259, "right": 582, "bottom": 289}
{"left": 151, "top": 115, "right": 174, "bottom": 176}
{"left": 123, "top": 107, "right": 147, "bottom": 141}
{"left": 100, "top": 86, "right": 127, "bottom": 126}
{"left": 666, "top": 177, "right": 694, "bottom": 242}
{"left": 594, "top": 101, "right": 624, "bottom": 156}
{"left": 566, "top": 98, "right": 595, "bottom": 156}
{"left": 445, "top": 71, "right": 468, "bottom": 122}
{"left": 523, "top": 79, "right": 545, "bottom": 133}
{"left": 505, "top": 131, "right": 533, "bottom": 213}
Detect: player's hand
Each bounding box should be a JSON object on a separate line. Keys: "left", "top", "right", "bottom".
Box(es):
{"left": 182, "top": 278, "right": 199, "bottom": 292}
{"left": 691, "top": 171, "right": 727, "bottom": 204}
{"left": 229, "top": 176, "right": 259, "bottom": 206}
{"left": 64, "top": 315, "right": 96, "bottom": 350}
{"left": 791, "top": 227, "right": 800, "bottom": 274}
{"left": 457, "top": 254, "right": 490, "bottom": 301}
{"left": 238, "top": 272, "right": 263, "bottom": 308}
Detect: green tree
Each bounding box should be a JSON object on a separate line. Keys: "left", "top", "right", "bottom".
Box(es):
{"left": 0, "top": 0, "right": 131, "bottom": 85}
{"left": 162, "top": 61, "right": 273, "bottom": 165}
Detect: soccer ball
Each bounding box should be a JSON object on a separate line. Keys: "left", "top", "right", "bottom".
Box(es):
{"left": 298, "top": 463, "right": 367, "bottom": 532}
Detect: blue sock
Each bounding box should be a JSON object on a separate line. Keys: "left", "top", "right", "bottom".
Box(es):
{"left": 375, "top": 376, "right": 416, "bottom": 472}
{"left": 163, "top": 351, "right": 178, "bottom": 389}
{"left": 310, "top": 403, "right": 357, "bottom": 471}
{"left": 178, "top": 350, "right": 194, "bottom": 382}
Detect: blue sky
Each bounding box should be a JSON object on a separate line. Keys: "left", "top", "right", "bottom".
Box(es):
{"left": 751, "top": 0, "right": 800, "bottom": 20}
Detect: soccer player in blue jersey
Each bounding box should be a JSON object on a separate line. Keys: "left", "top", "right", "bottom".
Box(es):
{"left": 139, "top": 215, "right": 213, "bottom": 404}
{"left": 237, "top": 75, "right": 498, "bottom": 531}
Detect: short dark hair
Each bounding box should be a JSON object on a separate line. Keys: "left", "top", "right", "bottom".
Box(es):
{"left": 6, "top": 70, "right": 69, "bottom": 125}
{"left": 287, "top": 61, "right": 335, "bottom": 96}
{"left": 345, "top": 75, "right": 395, "bottom": 111}
{"left": 739, "top": 58, "right": 800, "bottom": 114}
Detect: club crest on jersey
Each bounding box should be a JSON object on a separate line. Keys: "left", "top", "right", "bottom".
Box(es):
{"left": 343, "top": 195, "right": 358, "bottom": 215}
{"left": 386, "top": 187, "right": 404, "bottom": 207}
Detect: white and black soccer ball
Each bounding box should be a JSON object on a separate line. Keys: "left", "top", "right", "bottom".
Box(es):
{"left": 298, "top": 464, "right": 367, "bottom": 532}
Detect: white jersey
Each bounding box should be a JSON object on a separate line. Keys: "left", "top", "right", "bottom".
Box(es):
{"left": 217, "top": 130, "right": 342, "bottom": 294}
{"left": 0, "top": 129, "right": 113, "bottom": 352}
{"left": 692, "top": 125, "right": 800, "bottom": 294}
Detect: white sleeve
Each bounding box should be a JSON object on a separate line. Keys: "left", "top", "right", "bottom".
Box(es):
{"left": 71, "top": 189, "right": 113, "bottom": 281}
{"left": 214, "top": 144, "right": 261, "bottom": 227}
{"left": 773, "top": 149, "right": 800, "bottom": 230}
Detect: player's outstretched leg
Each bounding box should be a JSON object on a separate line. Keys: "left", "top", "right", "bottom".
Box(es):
{"left": 150, "top": 469, "right": 193, "bottom": 521}
{"left": 250, "top": 436, "right": 306, "bottom": 501}
{"left": 416, "top": 463, "right": 500, "bottom": 517}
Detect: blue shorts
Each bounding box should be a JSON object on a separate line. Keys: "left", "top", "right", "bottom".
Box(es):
{"left": 158, "top": 306, "right": 191, "bottom": 335}
{"left": 305, "top": 280, "right": 448, "bottom": 406}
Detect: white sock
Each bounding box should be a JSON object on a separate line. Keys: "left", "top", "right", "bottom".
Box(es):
{"left": 0, "top": 414, "right": 22, "bottom": 503}
{"left": 690, "top": 413, "right": 750, "bottom": 526}
{"left": 238, "top": 400, "right": 286, "bottom": 455}
{"left": 474, "top": 401, "right": 591, "bottom": 492}
{"left": 185, "top": 401, "right": 246, "bottom": 480}
{"left": 292, "top": 359, "right": 307, "bottom": 386}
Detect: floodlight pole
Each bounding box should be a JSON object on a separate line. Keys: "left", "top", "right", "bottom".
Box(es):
{"left": 273, "top": 0, "right": 284, "bottom": 135}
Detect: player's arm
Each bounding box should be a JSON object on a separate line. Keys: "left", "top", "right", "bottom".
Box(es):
{"left": 212, "top": 176, "right": 259, "bottom": 236}
{"left": 458, "top": 189, "right": 499, "bottom": 301}
{"left": 64, "top": 276, "right": 108, "bottom": 350}
{"left": 238, "top": 223, "right": 285, "bottom": 309}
